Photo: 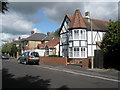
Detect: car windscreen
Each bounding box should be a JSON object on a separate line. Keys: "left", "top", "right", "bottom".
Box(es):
{"left": 31, "top": 52, "right": 39, "bottom": 57}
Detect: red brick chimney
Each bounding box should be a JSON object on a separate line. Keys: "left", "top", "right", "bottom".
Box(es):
{"left": 47, "top": 32, "right": 51, "bottom": 36}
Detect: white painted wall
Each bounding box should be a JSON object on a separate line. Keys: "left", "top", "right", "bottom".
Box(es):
{"left": 55, "top": 44, "right": 59, "bottom": 55}
{"left": 88, "top": 45, "right": 96, "bottom": 56}
{"left": 73, "top": 41, "right": 79, "bottom": 46}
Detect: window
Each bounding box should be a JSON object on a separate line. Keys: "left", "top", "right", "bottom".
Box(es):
{"left": 69, "top": 31, "right": 72, "bottom": 40}
{"left": 69, "top": 47, "right": 73, "bottom": 57}
{"left": 31, "top": 52, "right": 39, "bottom": 57}
{"left": 66, "top": 18, "right": 70, "bottom": 26}
{"left": 81, "top": 47, "right": 86, "bottom": 58}
{"left": 62, "top": 34, "right": 67, "bottom": 43}
{"left": 80, "top": 30, "right": 86, "bottom": 40}
{"left": 74, "top": 30, "right": 79, "bottom": 39}
{"left": 74, "top": 47, "right": 79, "bottom": 57}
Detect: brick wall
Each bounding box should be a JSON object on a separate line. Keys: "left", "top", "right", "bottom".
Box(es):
{"left": 39, "top": 57, "right": 68, "bottom": 66}
{"left": 68, "top": 58, "right": 90, "bottom": 68}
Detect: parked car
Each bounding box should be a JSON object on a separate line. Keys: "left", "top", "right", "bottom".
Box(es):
{"left": 18, "top": 51, "right": 40, "bottom": 65}
{"left": 2, "top": 54, "right": 9, "bottom": 59}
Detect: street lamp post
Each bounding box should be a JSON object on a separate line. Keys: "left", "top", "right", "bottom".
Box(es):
{"left": 85, "top": 11, "right": 94, "bottom": 69}
{"left": 91, "top": 18, "right": 94, "bottom": 69}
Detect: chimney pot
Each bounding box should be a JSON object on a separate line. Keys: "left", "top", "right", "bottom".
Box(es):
{"left": 47, "top": 32, "right": 50, "bottom": 36}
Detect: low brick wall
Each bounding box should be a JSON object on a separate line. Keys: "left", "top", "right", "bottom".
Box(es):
{"left": 68, "top": 58, "right": 90, "bottom": 68}
{"left": 39, "top": 57, "right": 68, "bottom": 65}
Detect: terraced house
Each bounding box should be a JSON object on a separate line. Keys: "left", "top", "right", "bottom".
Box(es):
{"left": 59, "top": 9, "right": 109, "bottom": 67}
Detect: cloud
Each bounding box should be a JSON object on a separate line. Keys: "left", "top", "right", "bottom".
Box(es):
{"left": 2, "top": 11, "right": 33, "bottom": 35}
{"left": 8, "top": 2, "right": 118, "bottom": 23}
{"left": 0, "top": 33, "right": 18, "bottom": 42}
{"left": 83, "top": 2, "right": 118, "bottom": 21}
{"left": 1, "top": 2, "right": 118, "bottom": 45}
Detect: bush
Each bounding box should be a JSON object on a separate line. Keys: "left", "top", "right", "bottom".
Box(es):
{"left": 48, "top": 55, "right": 59, "bottom": 57}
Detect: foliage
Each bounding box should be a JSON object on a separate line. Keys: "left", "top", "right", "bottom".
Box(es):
{"left": 2, "top": 43, "right": 18, "bottom": 57}
{"left": 0, "top": 0, "right": 9, "bottom": 14}
{"left": 52, "top": 28, "right": 60, "bottom": 37}
{"left": 2, "top": 43, "right": 12, "bottom": 54}
{"left": 48, "top": 55, "right": 59, "bottom": 57}
{"left": 101, "top": 21, "right": 120, "bottom": 53}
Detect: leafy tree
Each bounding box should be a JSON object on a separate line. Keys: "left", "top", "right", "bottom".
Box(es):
{"left": 2, "top": 43, "right": 12, "bottom": 54}
{"left": 11, "top": 45, "right": 18, "bottom": 57}
{"left": 101, "top": 21, "right": 120, "bottom": 70}
{"left": 0, "top": 0, "right": 9, "bottom": 14}
{"left": 53, "top": 28, "right": 60, "bottom": 37}
{"left": 101, "top": 21, "right": 120, "bottom": 53}
{"left": 2, "top": 43, "right": 18, "bottom": 57}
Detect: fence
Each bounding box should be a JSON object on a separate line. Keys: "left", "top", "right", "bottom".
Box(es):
{"left": 94, "top": 50, "right": 104, "bottom": 68}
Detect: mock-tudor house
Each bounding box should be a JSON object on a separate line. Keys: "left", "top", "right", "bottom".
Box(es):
{"left": 37, "top": 37, "right": 60, "bottom": 56}
{"left": 59, "top": 9, "right": 109, "bottom": 66}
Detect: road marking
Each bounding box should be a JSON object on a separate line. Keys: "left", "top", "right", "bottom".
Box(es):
{"left": 7, "top": 60, "right": 120, "bottom": 83}
{"left": 35, "top": 65, "right": 120, "bottom": 83}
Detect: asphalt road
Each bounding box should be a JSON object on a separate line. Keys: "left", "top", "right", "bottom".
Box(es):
{"left": 2, "top": 59, "right": 119, "bottom": 89}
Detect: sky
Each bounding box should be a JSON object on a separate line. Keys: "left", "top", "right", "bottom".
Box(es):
{"left": 0, "top": 0, "right": 119, "bottom": 45}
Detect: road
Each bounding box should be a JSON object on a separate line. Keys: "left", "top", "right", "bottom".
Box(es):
{"left": 2, "top": 59, "right": 119, "bottom": 89}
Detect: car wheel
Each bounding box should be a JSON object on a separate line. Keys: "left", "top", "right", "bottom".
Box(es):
{"left": 36, "top": 62, "right": 39, "bottom": 65}
{"left": 24, "top": 60, "right": 28, "bottom": 65}
{"left": 18, "top": 60, "right": 20, "bottom": 63}
{"left": 18, "top": 60, "right": 21, "bottom": 64}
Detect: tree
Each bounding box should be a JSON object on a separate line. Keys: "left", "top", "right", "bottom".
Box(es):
{"left": 101, "top": 21, "right": 120, "bottom": 53}
{"left": 53, "top": 28, "right": 60, "bottom": 37}
{"left": 2, "top": 43, "right": 12, "bottom": 54}
{"left": 2, "top": 43, "right": 18, "bottom": 57}
{"left": 0, "top": 0, "right": 9, "bottom": 14}
{"left": 101, "top": 21, "right": 120, "bottom": 70}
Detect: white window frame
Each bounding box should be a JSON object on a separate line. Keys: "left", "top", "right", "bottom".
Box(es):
{"left": 74, "top": 47, "right": 80, "bottom": 58}
{"left": 74, "top": 29, "right": 79, "bottom": 40}
{"left": 69, "top": 47, "right": 73, "bottom": 58}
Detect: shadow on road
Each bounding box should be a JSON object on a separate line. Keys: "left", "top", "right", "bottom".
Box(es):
{"left": 2, "top": 68, "right": 70, "bottom": 90}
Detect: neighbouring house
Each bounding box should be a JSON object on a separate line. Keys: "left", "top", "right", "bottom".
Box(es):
{"left": 59, "top": 9, "right": 109, "bottom": 67}
{"left": 37, "top": 37, "right": 60, "bottom": 56}
{"left": 21, "top": 31, "right": 54, "bottom": 53}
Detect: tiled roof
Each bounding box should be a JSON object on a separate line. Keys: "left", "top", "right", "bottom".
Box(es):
{"left": 43, "top": 34, "right": 54, "bottom": 41}
{"left": 25, "top": 33, "right": 46, "bottom": 41}
{"left": 69, "top": 9, "right": 86, "bottom": 29}
{"left": 66, "top": 9, "right": 109, "bottom": 31}
{"left": 46, "top": 37, "right": 60, "bottom": 47}
{"left": 96, "top": 41, "right": 102, "bottom": 47}
{"left": 37, "top": 37, "right": 59, "bottom": 48}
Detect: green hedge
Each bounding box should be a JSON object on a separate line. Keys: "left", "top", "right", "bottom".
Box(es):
{"left": 48, "top": 55, "right": 59, "bottom": 57}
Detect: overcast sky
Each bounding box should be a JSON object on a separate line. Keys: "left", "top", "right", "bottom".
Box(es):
{"left": 0, "top": 1, "right": 119, "bottom": 45}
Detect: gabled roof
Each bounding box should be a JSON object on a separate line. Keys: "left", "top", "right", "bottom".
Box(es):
{"left": 64, "top": 9, "right": 109, "bottom": 31}
{"left": 46, "top": 37, "right": 60, "bottom": 47}
{"left": 43, "top": 34, "right": 54, "bottom": 41}
{"left": 37, "top": 37, "right": 59, "bottom": 49}
{"left": 25, "top": 33, "right": 46, "bottom": 41}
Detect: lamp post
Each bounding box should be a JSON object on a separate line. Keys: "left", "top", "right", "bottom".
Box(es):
{"left": 85, "top": 11, "right": 94, "bottom": 69}
{"left": 90, "top": 18, "right": 94, "bottom": 69}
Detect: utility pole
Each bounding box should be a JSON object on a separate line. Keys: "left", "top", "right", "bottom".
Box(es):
{"left": 91, "top": 18, "right": 94, "bottom": 69}
{"left": 85, "top": 11, "right": 94, "bottom": 69}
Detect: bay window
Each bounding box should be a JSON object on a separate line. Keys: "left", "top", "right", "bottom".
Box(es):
{"left": 69, "top": 47, "right": 73, "bottom": 57}
{"left": 74, "top": 30, "right": 79, "bottom": 39}
{"left": 74, "top": 47, "right": 80, "bottom": 57}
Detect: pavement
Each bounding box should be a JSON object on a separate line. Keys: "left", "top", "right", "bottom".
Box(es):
{"left": 39, "top": 62, "right": 119, "bottom": 80}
